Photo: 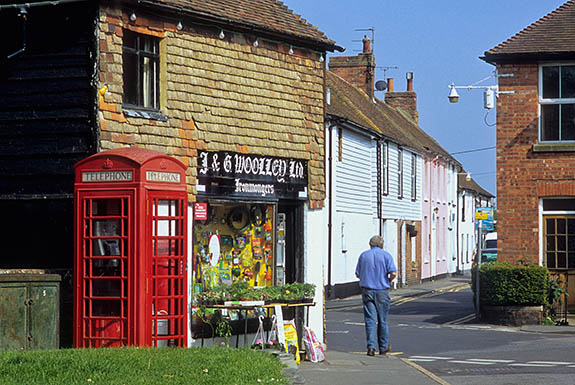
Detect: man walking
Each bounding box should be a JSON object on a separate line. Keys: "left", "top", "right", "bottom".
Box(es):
{"left": 355, "top": 235, "right": 397, "bottom": 356}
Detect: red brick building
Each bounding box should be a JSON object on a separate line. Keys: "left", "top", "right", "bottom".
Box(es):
{"left": 483, "top": 0, "right": 575, "bottom": 314}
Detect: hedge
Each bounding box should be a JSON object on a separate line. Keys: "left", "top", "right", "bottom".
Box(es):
{"left": 471, "top": 262, "right": 549, "bottom": 306}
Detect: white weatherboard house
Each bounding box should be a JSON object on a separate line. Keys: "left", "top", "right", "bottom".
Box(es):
{"left": 324, "top": 66, "right": 425, "bottom": 298}
{"left": 324, "top": 37, "right": 464, "bottom": 297}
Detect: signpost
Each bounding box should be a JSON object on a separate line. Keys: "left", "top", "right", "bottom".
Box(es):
{"left": 474, "top": 207, "right": 494, "bottom": 319}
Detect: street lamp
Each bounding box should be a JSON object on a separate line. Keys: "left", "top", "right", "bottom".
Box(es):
{"left": 448, "top": 73, "right": 514, "bottom": 109}
{"left": 448, "top": 84, "right": 514, "bottom": 109}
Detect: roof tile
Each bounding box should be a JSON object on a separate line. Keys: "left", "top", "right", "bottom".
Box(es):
{"left": 327, "top": 71, "right": 457, "bottom": 163}
{"left": 485, "top": 1, "right": 575, "bottom": 57}
{"left": 144, "top": 0, "right": 338, "bottom": 49}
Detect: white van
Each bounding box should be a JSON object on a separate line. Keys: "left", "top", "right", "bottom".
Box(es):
{"left": 484, "top": 232, "right": 497, "bottom": 249}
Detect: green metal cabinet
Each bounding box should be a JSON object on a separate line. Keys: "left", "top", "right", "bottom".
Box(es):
{"left": 0, "top": 273, "right": 61, "bottom": 350}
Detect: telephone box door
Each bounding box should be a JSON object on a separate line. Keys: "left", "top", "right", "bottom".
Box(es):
{"left": 148, "top": 192, "right": 187, "bottom": 347}
{"left": 76, "top": 191, "right": 133, "bottom": 347}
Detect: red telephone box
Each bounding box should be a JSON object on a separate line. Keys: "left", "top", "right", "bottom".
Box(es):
{"left": 73, "top": 147, "right": 188, "bottom": 348}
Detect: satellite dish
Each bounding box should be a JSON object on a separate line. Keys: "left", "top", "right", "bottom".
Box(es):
{"left": 375, "top": 80, "right": 387, "bottom": 91}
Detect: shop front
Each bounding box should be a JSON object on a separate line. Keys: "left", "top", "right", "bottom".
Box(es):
{"left": 191, "top": 150, "right": 309, "bottom": 344}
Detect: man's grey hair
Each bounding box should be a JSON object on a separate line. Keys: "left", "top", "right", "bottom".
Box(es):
{"left": 369, "top": 235, "right": 384, "bottom": 248}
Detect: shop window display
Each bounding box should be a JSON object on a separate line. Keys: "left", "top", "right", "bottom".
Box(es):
{"left": 193, "top": 203, "right": 275, "bottom": 293}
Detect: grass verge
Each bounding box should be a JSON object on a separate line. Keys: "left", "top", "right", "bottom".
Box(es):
{"left": 0, "top": 347, "right": 288, "bottom": 385}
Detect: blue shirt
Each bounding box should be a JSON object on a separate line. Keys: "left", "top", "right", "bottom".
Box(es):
{"left": 355, "top": 247, "right": 397, "bottom": 290}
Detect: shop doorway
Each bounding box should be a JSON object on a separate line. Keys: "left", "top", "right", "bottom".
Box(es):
{"left": 278, "top": 203, "right": 303, "bottom": 285}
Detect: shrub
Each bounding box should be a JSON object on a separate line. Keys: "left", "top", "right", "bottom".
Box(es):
{"left": 471, "top": 261, "right": 548, "bottom": 306}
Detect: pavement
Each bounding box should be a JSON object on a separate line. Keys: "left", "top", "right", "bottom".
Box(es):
{"left": 294, "top": 273, "right": 575, "bottom": 385}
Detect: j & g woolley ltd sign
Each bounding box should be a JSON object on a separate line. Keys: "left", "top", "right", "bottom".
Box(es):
{"left": 196, "top": 150, "right": 308, "bottom": 200}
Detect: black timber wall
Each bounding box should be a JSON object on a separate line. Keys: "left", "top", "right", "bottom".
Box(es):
{"left": 0, "top": 2, "right": 98, "bottom": 275}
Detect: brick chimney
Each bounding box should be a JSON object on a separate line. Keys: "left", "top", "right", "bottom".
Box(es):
{"left": 328, "top": 35, "right": 375, "bottom": 98}
{"left": 385, "top": 72, "right": 419, "bottom": 124}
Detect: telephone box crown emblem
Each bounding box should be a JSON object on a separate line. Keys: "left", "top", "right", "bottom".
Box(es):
{"left": 103, "top": 158, "right": 114, "bottom": 169}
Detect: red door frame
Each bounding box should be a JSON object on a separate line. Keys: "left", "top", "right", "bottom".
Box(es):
{"left": 74, "top": 190, "right": 136, "bottom": 347}
{"left": 146, "top": 191, "right": 188, "bottom": 347}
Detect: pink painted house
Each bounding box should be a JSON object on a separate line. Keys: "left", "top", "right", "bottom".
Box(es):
{"left": 421, "top": 156, "right": 458, "bottom": 280}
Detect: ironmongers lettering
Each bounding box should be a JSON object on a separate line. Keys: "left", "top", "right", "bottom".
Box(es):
{"left": 146, "top": 171, "right": 181, "bottom": 183}
{"left": 82, "top": 170, "right": 133, "bottom": 182}
{"left": 234, "top": 179, "right": 275, "bottom": 197}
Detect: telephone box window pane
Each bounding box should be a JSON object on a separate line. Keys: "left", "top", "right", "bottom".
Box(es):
{"left": 561, "top": 66, "right": 575, "bottom": 98}
{"left": 155, "top": 240, "right": 178, "bottom": 256}
{"left": 543, "top": 66, "right": 559, "bottom": 99}
{"left": 93, "top": 280, "right": 121, "bottom": 297}
{"left": 92, "top": 239, "right": 121, "bottom": 256}
{"left": 561, "top": 104, "right": 575, "bottom": 140}
{"left": 92, "top": 259, "right": 122, "bottom": 276}
{"left": 92, "top": 300, "right": 121, "bottom": 316}
{"left": 547, "top": 252, "right": 556, "bottom": 268}
{"left": 542, "top": 104, "right": 559, "bottom": 141}
{"left": 93, "top": 219, "right": 121, "bottom": 237}
{"left": 92, "top": 199, "right": 121, "bottom": 216}
{"left": 157, "top": 200, "right": 176, "bottom": 216}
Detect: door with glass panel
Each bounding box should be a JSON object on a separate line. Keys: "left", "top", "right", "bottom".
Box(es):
{"left": 148, "top": 193, "right": 187, "bottom": 347}
{"left": 78, "top": 192, "right": 133, "bottom": 347}
{"left": 544, "top": 216, "right": 575, "bottom": 316}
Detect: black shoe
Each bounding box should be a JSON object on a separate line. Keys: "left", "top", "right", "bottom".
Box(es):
{"left": 380, "top": 344, "right": 391, "bottom": 355}
{"left": 367, "top": 348, "right": 376, "bottom": 356}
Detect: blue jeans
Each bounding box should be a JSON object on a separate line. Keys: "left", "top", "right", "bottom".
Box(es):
{"left": 362, "top": 288, "right": 391, "bottom": 351}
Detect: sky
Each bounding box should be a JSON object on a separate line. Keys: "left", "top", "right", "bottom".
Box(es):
{"left": 282, "top": 0, "right": 567, "bottom": 197}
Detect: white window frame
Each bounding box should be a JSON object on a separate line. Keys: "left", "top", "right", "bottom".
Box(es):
{"left": 382, "top": 141, "right": 389, "bottom": 195}
{"left": 398, "top": 148, "right": 404, "bottom": 199}
{"left": 410, "top": 153, "right": 417, "bottom": 201}
{"left": 539, "top": 63, "right": 575, "bottom": 143}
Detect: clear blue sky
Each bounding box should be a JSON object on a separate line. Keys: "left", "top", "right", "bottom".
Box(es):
{"left": 283, "top": 0, "right": 567, "bottom": 197}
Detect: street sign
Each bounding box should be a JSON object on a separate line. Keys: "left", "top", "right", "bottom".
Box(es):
{"left": 475, "top": 207, "right": 494, "bottom": 231}
{"left": 475, "top": 212, "right": 488, "bottom": 220}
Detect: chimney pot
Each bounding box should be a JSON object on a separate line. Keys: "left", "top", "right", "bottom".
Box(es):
{"left": 387, "top": 78, "right": 394, "bottom": 92}
{"left": 362, "top": 35, "right": 371, "bottom": 54}
{"left": 406, "top": 72, "right": 414, "bottom": 91}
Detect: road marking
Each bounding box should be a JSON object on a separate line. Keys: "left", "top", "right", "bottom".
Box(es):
{"left": 466, "top": 359, "right": 515, "bottom": 363}
{"left": 326, "top": 330, "right": 349, "bottom": 334}
{"left": 409, "top": 356, "right": 454, "bottom": 360}
{"left": 409, "top": 359, "right": 436, "bottom": 362}
{"left": 527, "top": 361, "right": 574, "bottom": 365}
{"left": 509, "top": 363, "right": 556, "bottom": 367}
{"left": 400, "top": 358, "right": 453, "bottom": 385}
{"left": 449, "top": 360, "right": 495, "bottom": 365}
{"left": 388, "top": 352, "right": 403, "bottom": 356}
{"left": 445, "top": 313, "right": 476, "bottom": 325}
{"left": 344, "top": 321, "right": 365, "bottom": 326}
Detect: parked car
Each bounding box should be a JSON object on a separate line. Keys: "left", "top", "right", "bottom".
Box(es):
{"left": 481, "top": 232, "right": 497, "bottom": 263}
